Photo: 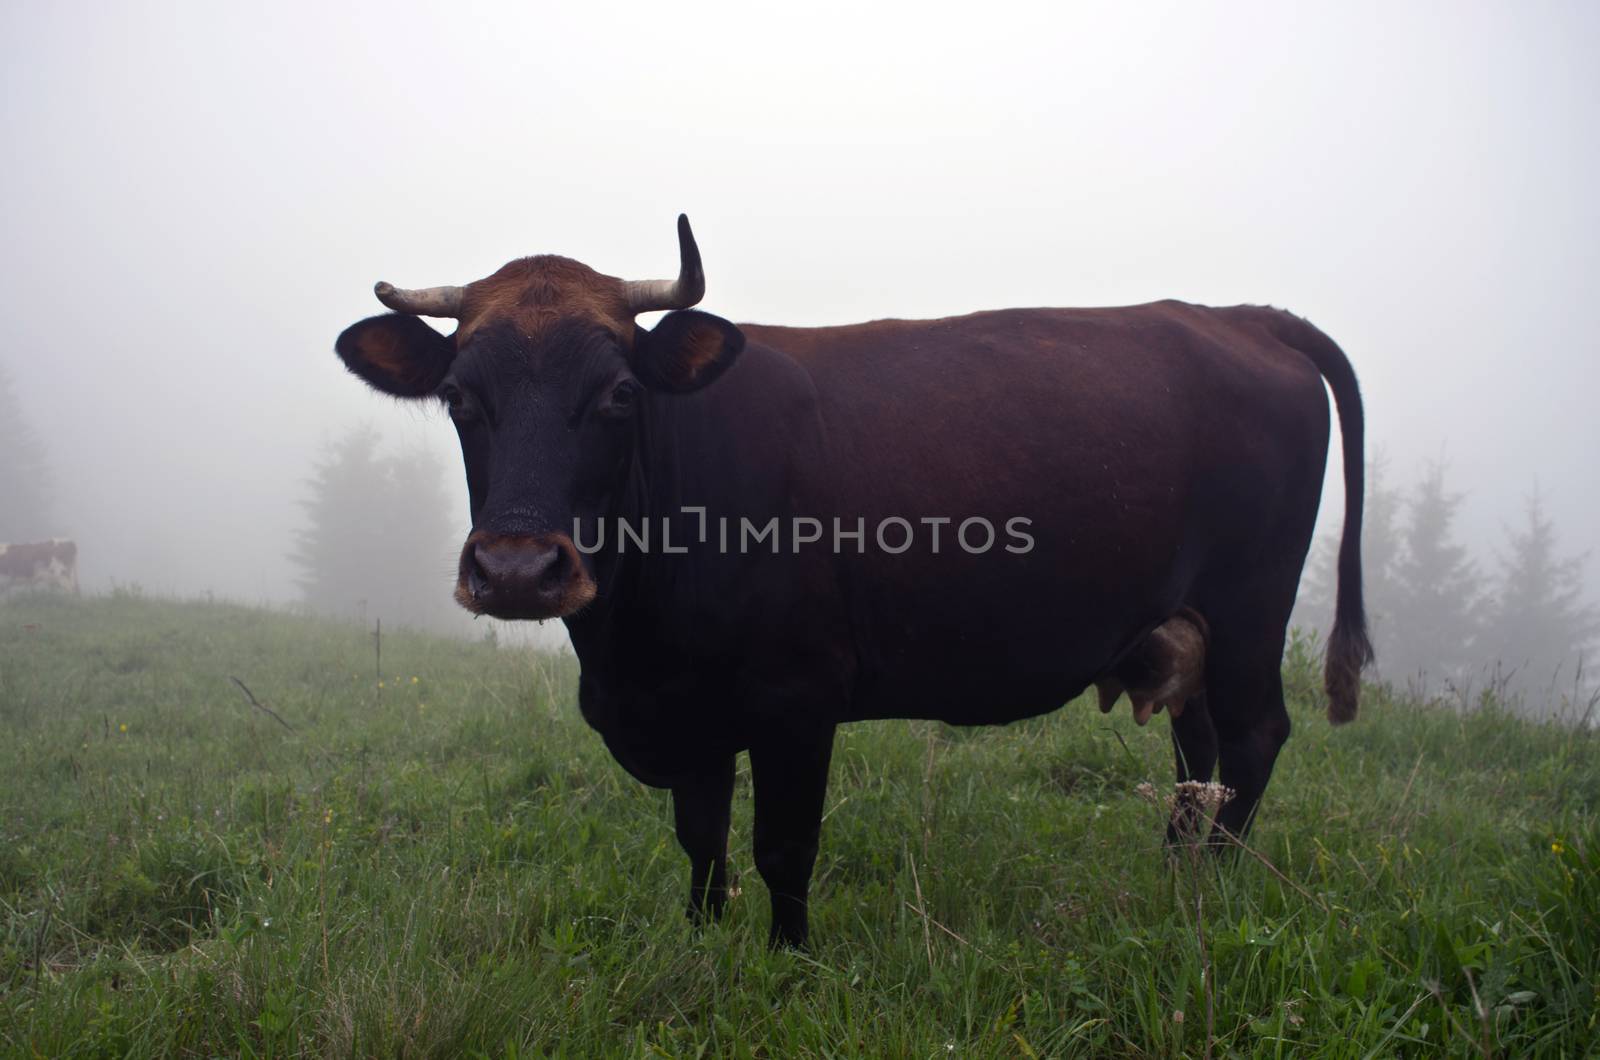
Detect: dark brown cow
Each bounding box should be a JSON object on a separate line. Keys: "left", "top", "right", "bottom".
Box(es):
{"left": 0, "top": 539, "right": 79, "bottom": 596}
{"left": 334, "top": 216, "right": 1372, "bottom": 947}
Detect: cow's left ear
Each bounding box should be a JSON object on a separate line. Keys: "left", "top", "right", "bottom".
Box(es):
{"left": 630, "top": 310, "right": 745, "bottom": 393}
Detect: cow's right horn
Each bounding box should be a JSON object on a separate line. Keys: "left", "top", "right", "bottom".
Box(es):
{"left": 374, "top": 281, "right": 464, "bottom": 318}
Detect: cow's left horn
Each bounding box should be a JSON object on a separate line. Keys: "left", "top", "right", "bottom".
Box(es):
{"left": 374, "top": 282, "right": 464, "bottom": 318}
{"left": 622, "top": 214, "right": 705, "bottom": 314}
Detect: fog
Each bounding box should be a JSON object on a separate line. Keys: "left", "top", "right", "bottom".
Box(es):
{"left": 2, "top": 3, "right": 1596, "bottom": 669}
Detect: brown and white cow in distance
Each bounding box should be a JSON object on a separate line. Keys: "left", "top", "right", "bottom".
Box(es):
{"left": 0, "top": 539, "right": 80, "bottom": 596}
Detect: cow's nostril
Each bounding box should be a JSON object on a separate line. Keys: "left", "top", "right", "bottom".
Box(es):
{"left": 466, "top": 548, "right": 491, "bottom": 599}
{"left": 534, "top": 544, "right": 569, "bottom": 592}
{"left": 472, "top": 542, "right": 527, "bottom": 586}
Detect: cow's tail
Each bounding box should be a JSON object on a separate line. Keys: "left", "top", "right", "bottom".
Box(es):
{"left": 1270, "top": 312, "right": 1375, "bottom": 724}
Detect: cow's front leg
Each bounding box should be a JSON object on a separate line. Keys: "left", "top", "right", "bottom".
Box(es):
{"left": 750, "top": 726, "right": 836, "bottom": 949}
{"left": 672, "top": 755, "right": 736, "bottom": 923}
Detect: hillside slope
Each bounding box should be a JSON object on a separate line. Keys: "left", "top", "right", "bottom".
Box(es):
{"left": 1, "top": 593, "right": 1595, "bottom": 1056}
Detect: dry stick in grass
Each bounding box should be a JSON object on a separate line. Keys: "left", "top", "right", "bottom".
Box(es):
{"left": 904, "top": 897, "right": 974, "bottom": 950}
{"left": 1183, "top": 838, "right": 1215, "bottom": 1060}
{"left": 228, "top": 677, "right": 295, "bottom": 733}
{"left": 902, "top": 846, "right": 989, "bottom": 959}
{"left": 907, "top": 845, "right": 935, "bottom": 969}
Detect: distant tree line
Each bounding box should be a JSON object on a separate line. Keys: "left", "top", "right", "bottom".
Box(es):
{"left": 289, "top": 426, "right": 472, "bottom": 635}
{"left": 1293, "top": 456, "right": 1599, "bottom": 716}
{"left": 0, "top": 363, "right": 57, "bottom": 541}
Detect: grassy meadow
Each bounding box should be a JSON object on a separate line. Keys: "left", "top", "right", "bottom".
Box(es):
{"left": 0, "top": 592, "right": 1595, "bottom": 1057}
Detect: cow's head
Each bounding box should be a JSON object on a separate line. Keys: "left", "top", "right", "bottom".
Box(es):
{"left": 334, "top": 216, "right": 743, "bottom": 621}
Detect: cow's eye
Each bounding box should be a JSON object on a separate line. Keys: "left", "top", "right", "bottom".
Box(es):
{"left": 440, "top": 383, "right": 468, "bottom": 417}
{"left": 601, "top": 379, "right": 641, "bottom": 418}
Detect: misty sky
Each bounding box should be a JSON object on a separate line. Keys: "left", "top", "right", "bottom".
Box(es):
{"left": 2, "top": 1, "right": 1597, "bottom": 619}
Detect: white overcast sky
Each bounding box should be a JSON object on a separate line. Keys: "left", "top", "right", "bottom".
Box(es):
{"left": 1, "top": 1, "right": 1596, "bottom": 608}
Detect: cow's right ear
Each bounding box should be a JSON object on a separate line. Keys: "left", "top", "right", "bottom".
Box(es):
{"left": 335, "top": 314, "right": 456, "bottom": 398}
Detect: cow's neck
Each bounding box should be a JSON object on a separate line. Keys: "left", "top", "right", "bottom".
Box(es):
{"left": 561, "top": 339, "right": 829, "bottom": 682}
{"left": 562, "top": 391, "right": 692, "bottom": 667}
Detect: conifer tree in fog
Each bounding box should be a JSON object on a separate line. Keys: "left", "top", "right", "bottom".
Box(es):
{"left": 1482, "top": 489, "right": 1599, "bottom": 703}
{"left": 1387, "top": 461, "right": 1480, "bottom": 685}
{"left": 0, "top": 363, "right": 56, "bottom": 540}
{"left": 290, "top": 426, "right": 462, "bottom": 631}
{"left": 1296, "top": 456, "right": 1600, "bottom": 709}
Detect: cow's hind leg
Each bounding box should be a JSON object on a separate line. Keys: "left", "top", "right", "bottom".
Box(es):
{"left": 1203, "top": 634, "right": 1292, "bottom": 847}
{"left": 672, "top": 755, "right": 736, "bottom": 923}
{"left": 750, "top": 726, "right": 835, "bottom": 949}
{"left": 1167, "top": 692, "right": 1218, "bottom": 844}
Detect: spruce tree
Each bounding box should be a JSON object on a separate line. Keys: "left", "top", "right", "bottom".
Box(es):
{"left": 289, "top": 427, "right": 462, "bottom": 631}
{"left": 1482, "top": 488, "right": 1599, "bottom": 705}
{"left": 0, "top": 363, "right": 55, "bottom": 541}
{"left": 1388, "top": 461, "right": 1480, "bottom": 686}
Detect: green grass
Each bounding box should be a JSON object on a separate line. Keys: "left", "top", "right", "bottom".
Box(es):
{"left": 0, "top": 592, "right": 1595, "bottom": 1057}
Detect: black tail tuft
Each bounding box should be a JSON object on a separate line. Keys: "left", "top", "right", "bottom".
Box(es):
{"left": 1325, "top": 608, "right": 1374, "bottom": 724}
